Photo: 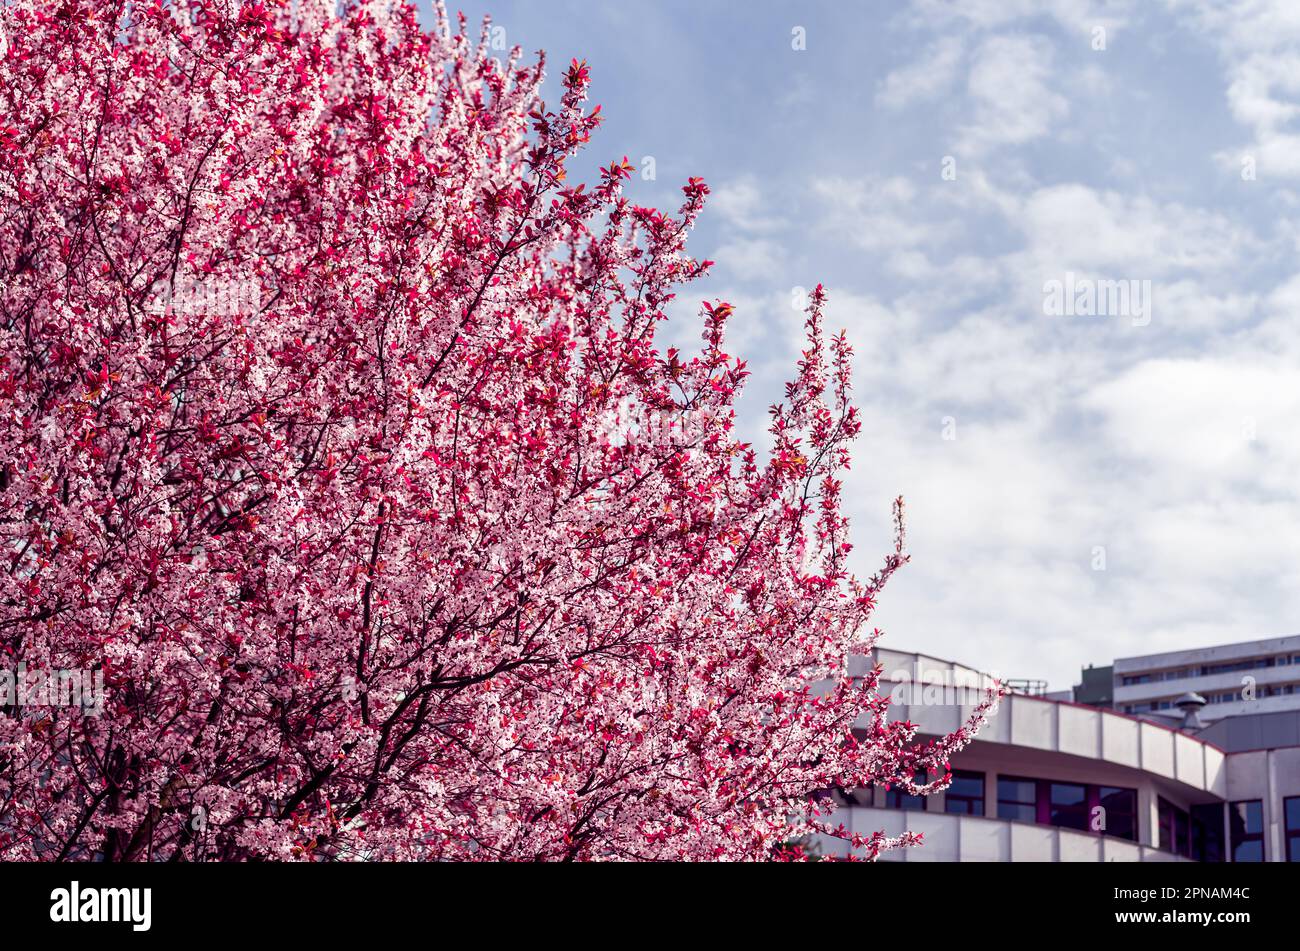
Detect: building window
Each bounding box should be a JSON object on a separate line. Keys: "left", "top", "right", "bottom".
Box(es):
{"left": 1191, "top": 803, "right": 1225, "bottom": 863}
{"left": 885, "top": 771, "right": 926, "bottom": 811}
{"left": 944, "top": 770, "right": 984, "bottom": 816}
{"left": 1158, "top": 797, "right": 1192, "bottom": 857}
{"left": 1048, "top": 782, "right": 1089, "bottom": 831}
{"left": 997, "top": 776, "right": 1037, "bottom": 823}
{"left": 1099, "top": 787, "right": 1137, "bottom": 842}
{"left": 1285, "top": 797, "right": 1300, "bottom": 863}
{"left": 1229, "top": 800, "right": 1265, "bottom": 862}
{"left": 1201, "top": 658, "right": 1273, "bottom": 676}
{"left": 996, "top": 777, "right": 1136, "bottom": 841}
{"left": 824, "top": 786, "right": 873, "bottom": 809}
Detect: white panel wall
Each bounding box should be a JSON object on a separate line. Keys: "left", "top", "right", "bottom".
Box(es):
{"left": 1102, "top": 837, "right": 1142, "bottom": 862}
{"left": 906, "top": 812, "right": 956, "bottom": 861}
{"left": 980, "top": 699, "right": 1013, "bottom": 744}
{"left": 1010, "top": 821, "right": 1056, "bottom": 861}
{"left": 1101, "top": 712, "right": 1141, "bottom": 768}
{"left": 1058, "top": 704, "right": 1101, "bottom": 759}
{"left": 959, "top": 815, "right": 1009, "bottom": 861}
{"left": 1059, "top": 830, "right": 1104, "bottom": 862}
{"left": 910, "top": 700, "right": 961, "bottom": 736}
{"left": 852, "top": 804, "right": 903, "bottom": 840}
{"left": 818, "top": 808, "right": 1201, "bottom": 862}
{"left": 1010, "top": 695, "right": 1057, "bottom": 750}
{"left": 1272, "top": 747, "right": 1300, "bottom": 796}
{"left": 1226, "top": 750, "right": 1268, "bottom": 801}
{"left": 875, "top": 649, "right": 916, "bottom": 681}
{"left": 1174, "top": 732, "right": 1206, "bottom": 788}
{"left": 1139, "top": 722, "right": 1176, "bottom": 778}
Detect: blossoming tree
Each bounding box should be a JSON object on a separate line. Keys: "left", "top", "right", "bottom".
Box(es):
{"left": 0, "top": 0, "right": 996, "bottom": 860}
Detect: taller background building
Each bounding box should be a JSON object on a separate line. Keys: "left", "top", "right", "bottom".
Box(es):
{"left": 1111, "top": 634, "right": 1300, "bottom": 720}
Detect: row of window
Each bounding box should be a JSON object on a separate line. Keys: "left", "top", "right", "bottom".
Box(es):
{"left": 1156, "top": 798, "right": 1265, "bottom": 861}
{"left": 882, "top": 771, "right": 1139, "bottom": 841}
{"left": 1123, "top": 700, "right": 1175, "bottom": 713}
{"left": 1122, "top": 682, "right": 1300, "bottom": 713}
{"left": 878, "top": 776, "right": 1300, "bottom": 861}
{"left": 1121, "top": 654, "right": 1300, "bottom": 686}
{"left": 1159, "top": 796, "right": 1300, "bottom": 862}
{"left": 882, "top": 770, "right": 988, "bottom": 815}
{"left": 997, "top": 777, "right": 1138, "bottom": 840}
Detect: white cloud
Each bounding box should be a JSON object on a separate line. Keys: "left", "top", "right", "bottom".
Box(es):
{"left": 959, "top": 34, "right": 1069, "bottom": 153}
{"left": 907, "top": 0, "right": 1133, "bottom": 34}
{"left": 1083, "top": 357, "right": 1300, "bottom": 486}
{"left": 1171, "top": 0, "right": 1300, "bottom": 177}
{"left": 712, "top": 237, "right": 784, "bottom": 281}
{"left": 710, "top": 177, "right": 784, "bottom": 233}
{"left": 1014, "top": 184, "right": 1254, "bottom": 276}
{"left": 810, "top": 175, "right": 943, "bottom": 254}
{"left": 876, "top": 36, "right": 965, "bottom": 109}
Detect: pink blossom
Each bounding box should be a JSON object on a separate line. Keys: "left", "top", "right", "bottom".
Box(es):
{"left": 0, "top": 0, "right": 997, "bottom": 861}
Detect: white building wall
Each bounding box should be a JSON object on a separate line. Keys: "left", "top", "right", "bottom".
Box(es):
{"left": 1113, "top": 634, "right": 1300, "bottom": 722}
{"left": 835, "top": 648, "right": 1300, "bottom": 861}
{"left": 1102, "top": 712, "right": 1140, "bottom": 768}
{"left": 1140, "top": 722, "right": 1175, "bottom": 780}
{"left": 1059, "top": 704, "right": 1100, "bottom": 759}
{"left": 814, "top": 810, "right": 1187, "bottom": 862}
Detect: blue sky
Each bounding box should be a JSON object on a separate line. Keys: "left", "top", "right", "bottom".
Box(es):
{"left": 436, "top": 0, "right": 1300, "bottom": 691}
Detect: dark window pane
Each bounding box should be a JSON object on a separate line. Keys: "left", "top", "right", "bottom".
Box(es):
{"left": 1286, "top": 799, "right": 1300, "bottom": 833}
{"left": 1229, "top": 800, "right": 1265, "bottom": 862}
{"left": 1047, "top": 782, "right": 1089, "bottom": 831}
{"left": 1050, "top": 807, "right": 1088, "bottom": 831}
{"left": 944, "top": 770, "right": 984, "bottom": 816}
{"left": 1106, "top": 813, "right": 1136, "bottom": 841}
{"left": 1050, "top": 783, "right": 1086, "bottom": 806}
{"left": 998, "top": 802, "right": 1035, "bottom": 823}
{"left": 1230, "top": 800, "right": 1263, "bottom": 835}
{"left": 1096, "top": 787, "right": 1137, "bottom": 841}
{"left": 997, "top": 778, "right": 1035, "bottom": 803}
{"left": 948, "top": 771, "right": 983, "bottom": 798}
{"left": 1158, "top": 797, "right": 1189, "bottom": 854}
{"left": 1099, "top": 787, "right": 1135, "bottom": 812}
{"left": 886, "top": 771, "right": 926, "bottom": 811}
{"left": 1233, "top": 840, "right": 1264, "bottom": 863}
{"left": 885, "top": 788, "right": 924, "bottom": 810}
{"left": 996, "top": 776, "right": 1037, "bottom": 824}
{"left": 1192, "top": 803, "right": 1225, "bottom": 863}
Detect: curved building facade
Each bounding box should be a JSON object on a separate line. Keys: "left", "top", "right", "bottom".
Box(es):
{"left": 814, "top": 648, "right": 1300, "bottom": 862}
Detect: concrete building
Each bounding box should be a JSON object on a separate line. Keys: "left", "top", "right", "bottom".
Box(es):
{"left": 1071, "top": 664, "right": 1113, "bottom": 707}
{"left": 1111, "top": 634, "right": 1300, "bottom": 722}
{"left": 813, "top": 647, "right": 1300, "bottom": 862}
